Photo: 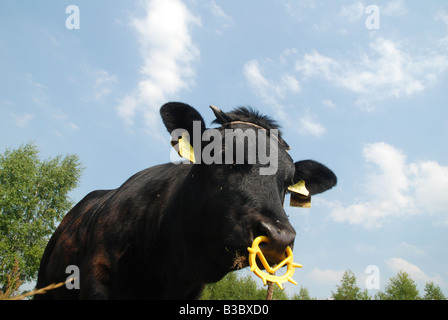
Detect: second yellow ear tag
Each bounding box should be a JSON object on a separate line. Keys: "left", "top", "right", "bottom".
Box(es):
{"left": 290, "top": 193, "right": 311, "bottom": 208}
{"left": 288, "top": 180, "right": 311, "bottom": 208}
{"left": 247, "top": 236, "right": 302, "bottom": 289}
{"left": 177, "top": 131, "right": 196, "bottom": 163}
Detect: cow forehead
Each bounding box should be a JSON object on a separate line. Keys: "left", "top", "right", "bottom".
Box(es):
{"left": 217, "top": 123, "right": 295, "bottom": 179}
{"left": 221, "top": 120, "right": 290, "bottom": 152}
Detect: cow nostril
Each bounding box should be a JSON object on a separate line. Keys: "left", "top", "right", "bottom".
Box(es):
{"left": 253, "top": 220, "right": 295, "bottom": 265}
{"left": 257, "top": 221, "right": 295, "bottom": 249}
{"left": 254, "top": 222, "right": 274, "bottom": 244}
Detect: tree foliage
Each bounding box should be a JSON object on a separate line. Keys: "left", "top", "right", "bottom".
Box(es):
{"left": 423, "top": 281, "right": 446, "bottom": 300}
{"left": 375, "top": 271, "right": 420, "bottom": 300}
{"left": 332, "top": 270, "right": 370, "bottom": 300}
{"left": 201, "top": 268, "right": 446, "bottom": 300}
{"left": 201, "top": 272, "right": 289, "bottom": 300}
{"left": 0, "top": 142, "right": 83, "bottom": 290}
{"left": 291, "top": 286, "right": 315, "bottom": 300}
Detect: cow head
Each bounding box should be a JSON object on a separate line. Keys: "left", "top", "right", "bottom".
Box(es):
{"left": 160, "top": 102, "right": 336, "bottom": 281}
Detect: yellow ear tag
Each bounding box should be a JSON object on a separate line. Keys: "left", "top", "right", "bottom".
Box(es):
{"left": 177, "top": 132, "right": 196, "bottom": 163}
{"left": 288, "top": 180, "right": 309, "bottom": 196}
{"left": 288, "top": 180, "right": 311, "bottom": 208}
{"left": 247, "top": 236, "right": 302, "bottom": 289}
{"left": 290, "top": 193, "right": 311, "bottom": 208}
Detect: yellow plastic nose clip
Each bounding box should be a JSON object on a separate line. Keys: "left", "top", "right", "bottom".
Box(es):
{"left": 247, "top": 236, "right": 302, "bottom": 289}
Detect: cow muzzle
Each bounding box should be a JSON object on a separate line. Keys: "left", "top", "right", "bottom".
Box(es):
{"left": 257, "top": 220, "right": 296, "bottom": 265}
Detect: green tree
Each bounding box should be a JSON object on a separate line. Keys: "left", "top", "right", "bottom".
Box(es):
{"left": 201, "top": 272, "right": 262, "bottom": 300}
{"left": 376, "top": 271, "right": 420, "bottom": 300}
{"left": 332, "top": 270, "right": 371, "bottom": 300}
{"left": 0, "top": 142, "right": 83, "bottom": 291}
{"left": 292, "top": 286, "right": 315, "bottom": 300}
{"left": 201, "top": 271, "right": 289, "bottom": 300}
{"left": 423, "top": 282, "right": 446, "bottom": 300}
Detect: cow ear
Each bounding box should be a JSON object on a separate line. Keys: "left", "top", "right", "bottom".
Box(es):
{"left": 291, "top": 160, "right": 337, "bottom": 196}
{"left": 160, "top": 102, "right": 206, "bottom": 136}
{"left": 160, "top": 102, "right": 206, "bottom": 162}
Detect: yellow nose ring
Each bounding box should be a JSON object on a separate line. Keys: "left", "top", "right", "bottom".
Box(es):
{"left": 247, "top": 236, "right": 302, "bottom": 289}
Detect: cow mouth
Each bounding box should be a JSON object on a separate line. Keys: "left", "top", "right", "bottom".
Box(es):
{"left": 258, "top": 243, "right": 289, "bottom": 265}
{"left": 229, "top": 243, "right": 289, "bottom": 271}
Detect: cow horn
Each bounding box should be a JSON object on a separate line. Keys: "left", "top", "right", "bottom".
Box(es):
{"left": 210, "top": 105, "right": 231, "bottom": 125}
{"left": 209, "top": 105, "right": 222, "bottom": 113}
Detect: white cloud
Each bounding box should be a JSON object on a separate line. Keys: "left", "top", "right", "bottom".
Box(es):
{"left": 88, "top": 68, "right": 117, "bottom": 101}
{"left": 362, "top": 142, "right": 411, "bottom": 208}
{"left": 306, "top": 268, "right": 344, "bottom": 284}
{"left": 52, "top": 109, "right": 80, "bottom": 132}
{"left": 436, "top": 8, "right": 448, "bottom": 27}
{"left": 117, "top": 0, "right": 200, "bottom": 134}
{"left": 322, "top": 99, "right": 336, "bottom": 109}
{"left": 25, "top": 73, "right": 50, "bottom": 108}
{"left": 67, "top": 122, "right": 79, "bottom": 131}
{"left": 22, "top": 73, "right": 80, "bottom": 132}
{"left": 281, "top": 5, "right": 447, "bottom": 111}
{"left": 299, "top": 112, "right": 326, "bottom": 137}
{"left": 244, "top": 57, "right": 329, "bottom": 137}
{"left": 338, "top": 0, "right": 407, "bottom": 23}
{"left": 398, "top": 242, "right": 427, "bottom": 257}
{"left": 295, "top": 37, "right": 448, "bottom": 107}
{"left": 11, "top": 113, "right": 34, "bottom": 128}
{"left": 386, "top": 258, "right": 440, "bottom": 283}
{"left": 410, "top": 160, "right": 448, "bottom": 213}
{"left": 338, "top": 2, "right": 365, "bottom": 23}
{"left": 244, "top": 60, "right": 270, "bottom": 97}
{"left": 209, "top": 0, "right": 234, "bottom": 33}
{"left": 243, "top": 59, "right": 301, "bottom": 121}
{"left": 117, "top": 95, "right": 138, "bottom": 127}
{"left": 296, "top": 38, "right": 448, "bottom": 103}
{"left": 25, "top": 73, "right": 47, "bottom": 90}
{"left": 296, "top": 50, "right": 339, "bottom": 79}
{"left": 436, "top": 9, "right": 448, "bottom": 49}
{"left": 329, "top": 142, "right": 448, "bottom": 228}
{"left": 283, "top": 0, "right": 321, "bottom": 19}
{"left": 382, "top": 0, "right": 408, "bottom": 17}
{"left": 244, "top": 60, "right": 301, "bottom": 100}
{"left": 281, "top": 73, "right": 301, "bottom": 93}
{"left": 296, "top": 0, "right": 320, "bottom": 9}
{"left": 81, "top": 66, "right": 117, "bottom": 102}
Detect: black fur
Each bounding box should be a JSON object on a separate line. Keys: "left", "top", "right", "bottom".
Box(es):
{"left": 35, "top": 102, "right": 336, "bottom": 299}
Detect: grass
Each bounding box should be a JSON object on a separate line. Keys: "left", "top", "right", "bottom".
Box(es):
{"left": 0, "top": 258, "right": 23, "bottom": 300}
{"left": 0, "top": 258, "right": 74, "bottom": 300}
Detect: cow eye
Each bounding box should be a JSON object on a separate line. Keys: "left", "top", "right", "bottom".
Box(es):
{"left": 284, "top": 178, "right": 294, "bottom": 189}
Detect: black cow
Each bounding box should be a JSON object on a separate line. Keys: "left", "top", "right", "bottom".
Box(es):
{"left": 34, "top": 102, "right": 336, "bottom": 299}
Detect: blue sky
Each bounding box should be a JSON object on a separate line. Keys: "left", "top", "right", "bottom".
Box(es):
{"left": 1, "top": 0, "right": 447, "bottom": 299}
